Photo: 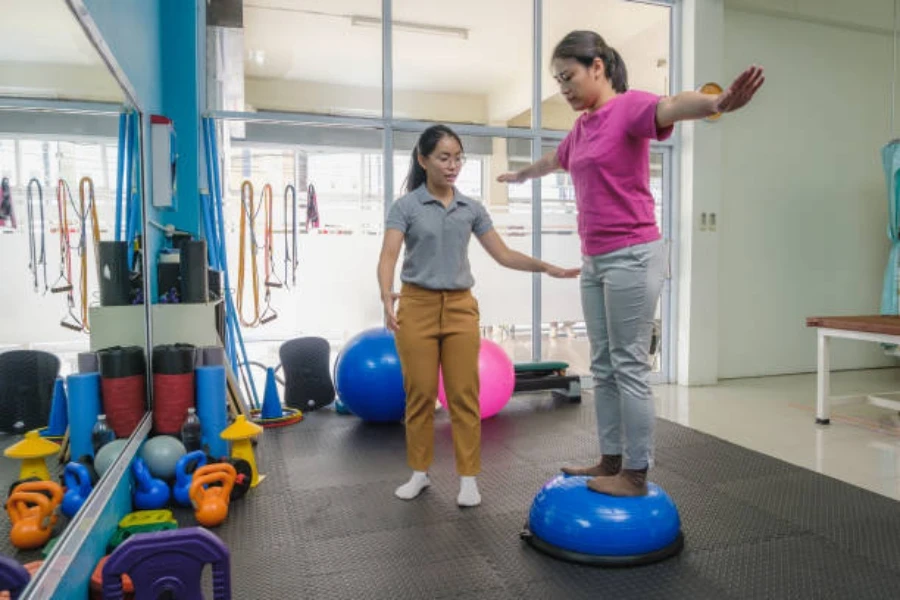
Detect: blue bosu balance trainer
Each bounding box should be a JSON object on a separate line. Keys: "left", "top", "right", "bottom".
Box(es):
{"left": 520, "top": 474, "right": 684, "bottom": 566}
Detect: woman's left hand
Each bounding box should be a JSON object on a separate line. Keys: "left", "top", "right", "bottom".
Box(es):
{"left": 545, "top": 265, "right": 581, "bottom": 278}
{"left": 714, "top": 65, "right": 765, "bottom": 114}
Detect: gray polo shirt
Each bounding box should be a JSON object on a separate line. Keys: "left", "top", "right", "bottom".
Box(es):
{"left": 386, "top": 184, "right": 494, "bottom": 290}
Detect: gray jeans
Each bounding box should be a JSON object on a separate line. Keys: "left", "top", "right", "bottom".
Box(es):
{"left": 580, "top": 240, "right": 665, "bottom": 470}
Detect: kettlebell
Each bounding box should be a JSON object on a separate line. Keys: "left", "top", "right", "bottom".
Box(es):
{"left": 131, "top": 458, "right": 170, "bottom": 510}
{"left": 7, "top": 481, "right": 63, "bottom": 550}
{"left": 173, "top": 450, "right": 208, "bottom": 507}
{"left": 229, "top": 458, "right": 253, "bottom": 501}
{"left": 8, "top": 477, "right": 43, "bottom": 501}
{"left": 61, "top": 462, "right": 93, "bottom": 519}
{"left": 189, "top": 463, "right": 236, "bottom": 528}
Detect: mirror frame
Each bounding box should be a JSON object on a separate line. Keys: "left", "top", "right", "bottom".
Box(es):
{"left": 20, "top": 1, "right": 155, "bottom": 596}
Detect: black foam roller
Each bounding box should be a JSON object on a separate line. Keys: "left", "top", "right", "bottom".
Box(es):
{"left": 97, "top": 241, "right": 131, "bottom": 306}
{"left": 180, "top": 240, "right": 209, "bottom": 303}
{"left": 208, "top": 269, "right": 223, "bottom": 301}
{"left": 97, "top": 346, "right": 146, "bottom": 378}
{"left": 152, "top": 344, "right": 197, "bottom": 375}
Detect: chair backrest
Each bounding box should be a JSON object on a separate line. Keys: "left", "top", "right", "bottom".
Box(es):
{"left": 102, "top": 527, "right": 231, "bottom": 600}
{"left": 0, "top": 556, "right": 30, "bottom": 599}
{"left": 0, "top": 350, "right": 60, "bottom": 433}
{"left": 279, "top": 337, "right": 335, "bottom": 412}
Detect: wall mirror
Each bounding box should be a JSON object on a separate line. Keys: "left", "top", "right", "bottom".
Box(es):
{"left": 0, "top": 0, "right": 151, "bottom": 593}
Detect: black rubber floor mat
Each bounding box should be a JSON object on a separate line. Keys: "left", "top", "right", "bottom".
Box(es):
{"left": 181, "top": 394, "right": 900, "bottom": 599}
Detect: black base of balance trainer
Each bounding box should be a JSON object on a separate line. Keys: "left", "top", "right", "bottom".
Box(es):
{"left": 520, "top": 524, "right": 685, "bottom": 567}
{"left": 514, "top": 361, "right": 582, "bottom": 402}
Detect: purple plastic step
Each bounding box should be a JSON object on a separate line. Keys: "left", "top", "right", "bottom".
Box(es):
{"left": 102, "top": 526, "right": 230, "bottom": 599}
{"left": 0, "top": 556, "right": 31, "bottom": 599}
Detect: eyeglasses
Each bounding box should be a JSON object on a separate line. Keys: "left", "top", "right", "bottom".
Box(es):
{"left": 435, "top": 155, "right": 466, "bottom": 167}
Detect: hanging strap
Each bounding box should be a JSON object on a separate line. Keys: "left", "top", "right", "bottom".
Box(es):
{"left": 75, "top": 176, "right": 101, "bottom": 333}
{"left": 236, "top": 180, "right": 261, "bottom": 327}
{"left": 283, "top": 184, "right": 298, "bottom": 288}
{"left": 51, "top": 179, "right": 74, "bottom": 295}
{"left": 259, "top": 184, "right": 280, "bottom": 324}
{"left": 53, "top": 179, "right": 82, "bottom": 332}
{"left": 26, "top": 178, "right": 47, "bottom": 294}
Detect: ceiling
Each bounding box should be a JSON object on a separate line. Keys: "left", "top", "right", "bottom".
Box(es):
{"left": 0, "top": 0, "right": 105, "bottom": 65}
{"left": 0, "top": 0, "right": 124, "bottom": 102}
{"left": 242, "top": 0, "right": 670, "bottom": 95}
{"left": 0, "top": 0, "right": 668, "bottom": 108}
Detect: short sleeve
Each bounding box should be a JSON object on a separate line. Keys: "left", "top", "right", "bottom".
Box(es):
{"left": 625, "top": 90, "right": 674, "bottom": 141}
{"left": 472, "top": 202, "right": 494, "bottom": 237}
{"left": 385, "top": 198, "right": 409, "bottom": 233}
{"left": 556, "top": 126, "right": 576, "bottom": 171}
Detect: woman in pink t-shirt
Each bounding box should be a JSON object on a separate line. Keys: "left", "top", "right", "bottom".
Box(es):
{"left": 499, "top": 31, "right": 763, "bottom": 497}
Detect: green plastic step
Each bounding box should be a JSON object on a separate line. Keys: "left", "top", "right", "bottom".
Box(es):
{"left": 514, "top": 361, "right": 569, "bottom": 373}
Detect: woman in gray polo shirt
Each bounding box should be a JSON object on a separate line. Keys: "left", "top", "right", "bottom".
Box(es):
{"left": 378, "top": 125, "right": 579, "bottom": 507}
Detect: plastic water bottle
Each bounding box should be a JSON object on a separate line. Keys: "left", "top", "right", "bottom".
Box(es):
{"left": 91, "top": 414, "right": 115, "bottom": 453}
{"left": 181, "top": 407, "right": 203, "bottom": 452}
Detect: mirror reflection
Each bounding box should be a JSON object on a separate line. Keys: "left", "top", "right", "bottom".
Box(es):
{"left": 0, "top": 0, "right": 148, "bottom": 584}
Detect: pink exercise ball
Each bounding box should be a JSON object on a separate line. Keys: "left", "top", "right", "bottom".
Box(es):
{"left": 437, "top": 339, "right": 515, "bottom": 419}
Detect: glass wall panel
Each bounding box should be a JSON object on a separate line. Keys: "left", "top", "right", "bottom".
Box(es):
{"left": 542, "top": 0, "right": 671, "bottom": 130}
{"left": 393, "top": 0, "right": 532, "bottom": 127}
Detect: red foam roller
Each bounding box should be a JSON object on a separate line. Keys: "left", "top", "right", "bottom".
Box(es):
{"left": 152, "top": 373, "right": 195, "bottom": 435}
{"left": 100, "top": 375, "right": 146, "bottom": 438}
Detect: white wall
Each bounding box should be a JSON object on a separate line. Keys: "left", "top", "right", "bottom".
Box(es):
{"left": 717, "top": 2, "right": 897, "bottom": 378}
{"left": 678, "top": 0, "right": 725, "bottom": 385}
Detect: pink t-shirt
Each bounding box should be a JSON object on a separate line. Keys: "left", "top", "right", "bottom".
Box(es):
{"left": 557, "top": 90, "right": 673, "bottom": 257}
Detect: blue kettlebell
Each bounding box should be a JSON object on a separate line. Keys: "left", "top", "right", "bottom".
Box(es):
{"left": 61, "top": 462, "right": 93, "bottom": 518}
{"left": 173, "top": 450, "right": 208, "bottom": 507}
{"left": 132, "top": 457, "right": 171, "bottom": 510}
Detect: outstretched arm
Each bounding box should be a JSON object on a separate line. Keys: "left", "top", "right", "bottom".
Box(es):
{"left": 496, "top": 151, "right": 561, "bottom": 184}
{"left": 656, "top": 65, "right": 765, "bottom": 129}
{"left": 478, "top": 230, "right": 580, "bottom": 278}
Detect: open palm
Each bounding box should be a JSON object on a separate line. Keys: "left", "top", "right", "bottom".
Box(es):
{"left": 714, "top": 65, "right": 765, "bottom": 114}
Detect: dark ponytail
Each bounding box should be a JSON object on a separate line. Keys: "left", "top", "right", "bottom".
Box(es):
{"left": 552, "top": 30, "right": 628, "bottom": 94}
{"left": 403, "top": 124, "right": 464, "bottom": 194}
{"left": 405, "top": 147, "right": 427, "bottom": 194}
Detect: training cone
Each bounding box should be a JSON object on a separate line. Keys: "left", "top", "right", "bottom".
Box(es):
{"left": 261, "top": 367, "right": 282, "bottom": 420}
{"left": 41, "top": 377, "right": 68, "bottom": 438}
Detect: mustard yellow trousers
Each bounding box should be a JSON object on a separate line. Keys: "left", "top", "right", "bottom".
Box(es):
{"left": 395, "top": 283, "right": 481, "bottom": 476}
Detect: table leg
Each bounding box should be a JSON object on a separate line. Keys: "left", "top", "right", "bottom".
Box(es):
{"left": 816, "top": 330, "right": 831, "bottom": 424}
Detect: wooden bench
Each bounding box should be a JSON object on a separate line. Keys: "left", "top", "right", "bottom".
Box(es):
{"left": 806, "top": 315, "right": 900, "bottom": 424}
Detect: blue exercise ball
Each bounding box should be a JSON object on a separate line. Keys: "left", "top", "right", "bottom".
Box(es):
{"left": 334, "top": 328, "right": 406, "bottom": 423}
{"left": 521, "top": 474, "right": 683, "bottom": 566}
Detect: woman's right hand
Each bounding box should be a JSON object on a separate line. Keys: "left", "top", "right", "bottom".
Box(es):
{"left": 383, "top": 292, "right": 400, "bottom": 332}
{"left": 496, "top": 171, "right": 527, "bottom": 184}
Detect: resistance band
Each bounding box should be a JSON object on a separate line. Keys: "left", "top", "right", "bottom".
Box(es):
{"left": 25, "top": 178, "right": 47, "bottom": 294}
{"left": 75, "top": 176, "right": 101, "bottom": 333}
{"left": 283, "top": 184, "right": 298, "bottom": 288}
{"left": 237, "top": 180, "right": 262, "bottom": 327}
{"left": 53, "top": 179, "right": 81, "bottom": 332}
{"left": 261, "top": 183, "right": 280, "bottom": 324}
{"left": 201, "top": 118, "right": 260, "bottom": 408}
{"left": 114, "top": 112, "right": 127, "bottom": 242}
{"left": 237, "top": 181, "right": 282, "bottom": 327}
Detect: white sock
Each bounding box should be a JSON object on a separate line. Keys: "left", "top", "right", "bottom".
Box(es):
{"left": 395, "top": 471, "right": 430, "bottom": 500}
{"left": 457, "top": 476, "right": 481, "bottom": 507}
